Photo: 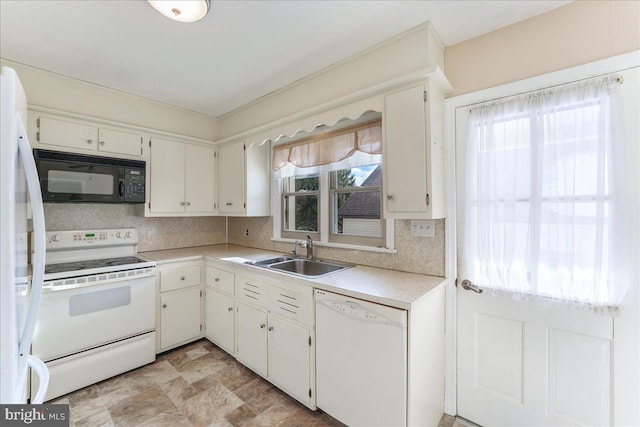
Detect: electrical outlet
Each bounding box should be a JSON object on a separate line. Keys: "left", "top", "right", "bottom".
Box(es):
{"left": 245, "top": 229, "right": 249, "bottom": 236}
{"left": 410, "top": 220, "right": 434, "bottom": 237}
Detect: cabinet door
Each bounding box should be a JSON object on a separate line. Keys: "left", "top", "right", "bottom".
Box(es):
{"left": 160, "top": 287, "right": 201, "bottom": 350}
{"left": 38, "top": 116, "right": 97, "bottom": 151}
{"left": 185, "top": 144, "right": 216, "bottom": 213}
{"left": 149, "top": 138, "right": 185, "bottom": 213}
{"left": 98, "top": 128, "right": 143, "bottom": 157}
{"left": 217, "top": 142, "right": 245, "bottom": 214}
{"left": 235, "top": 301, "right": 268, "bottom": 377}
{"left": 384, "top": 85, "right": 429, "bottom": 217}
{"left": 205, "top": 289, "right": 235, "bottom": 354}
{"left": 268, "top": 314, "right": 312, "bottom": 406}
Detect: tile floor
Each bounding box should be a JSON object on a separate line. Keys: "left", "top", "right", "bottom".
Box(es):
{"left": 50, "top": 339, "right": 345, "bottom": 426}
{"left": 50, "top": 338, "right": 463, "bottom": 427}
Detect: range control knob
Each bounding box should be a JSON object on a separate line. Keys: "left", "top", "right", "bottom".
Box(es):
{"left": 116, "top": 232, "right": 122, "bottom": 238}
{"left": 125, "top": 231, "right": 133, "bottom": 238}
{"left": 50, "top": 234, "right": 59, "bottom": 242}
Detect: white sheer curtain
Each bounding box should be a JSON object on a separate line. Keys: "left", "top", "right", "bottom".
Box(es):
{"left": 464, "top": 76, "right": 631, "bottom": 310}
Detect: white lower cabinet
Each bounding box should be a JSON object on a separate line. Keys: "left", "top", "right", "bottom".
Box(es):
{"left": 235, "top": 301, "right": 268, "bottom": 377}
{"left": 160, "top": 287, "right": 202, "bottom": 350}
{"left": 157, "top": 260, "right": 203, "bottom": 352}
{"left": 268, "top": 314, "right": 313, "bottom": 405}
{"left": 204, "top": 289, "right": 235, "bottom": 354}
{"left": 232, "top": 272, "right": 315, "bottom": 408}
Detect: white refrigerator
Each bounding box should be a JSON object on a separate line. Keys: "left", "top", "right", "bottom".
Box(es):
{"left": 0, "top": 66, "right": 49, "bottom": 404}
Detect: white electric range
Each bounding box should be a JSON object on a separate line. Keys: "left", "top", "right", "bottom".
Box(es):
{"left": 31, "top": 228, "right": 157, "bottom": 402}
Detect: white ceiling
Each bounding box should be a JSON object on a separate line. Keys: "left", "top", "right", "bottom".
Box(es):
{"left": 0, "top": 1, "right": 569, "bottom": 118}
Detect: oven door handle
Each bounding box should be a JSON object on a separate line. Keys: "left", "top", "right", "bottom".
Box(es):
{"left": 17, "top": 114, "right": 47, "bottom": 359}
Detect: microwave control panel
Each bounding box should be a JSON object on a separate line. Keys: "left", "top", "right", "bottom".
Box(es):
{"left": 123, "top": 168, "right": 145, "bottom": 203}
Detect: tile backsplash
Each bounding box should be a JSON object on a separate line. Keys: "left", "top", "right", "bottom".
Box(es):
{"left": 43, "top": 204, "right": 226, "bottom": 252}
{"left": 228, "top": 216, "right": 445, "bottom": 277}
{"left": 42, "top": 204, "right": 445, "bottom": 276}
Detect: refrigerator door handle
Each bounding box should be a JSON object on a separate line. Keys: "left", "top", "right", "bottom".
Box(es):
{"left": 25, "top": 355, "right": 49, "bottom": 404}
{"left": 16, "top": 114, "right": 46, "bottom": 359}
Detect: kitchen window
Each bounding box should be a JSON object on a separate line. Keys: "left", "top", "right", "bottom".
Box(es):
{"left": 274, "top": 115, "right": 391, "bottom": 249}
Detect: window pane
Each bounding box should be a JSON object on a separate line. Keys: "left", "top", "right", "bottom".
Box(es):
{"left": 283, "top": 193, "right": 318, "bottom": 232}
{"left": 295, "top": 175, "right": 319, "bottom": 191}
{"left": 333, "top": 190, "right": 382, "bottom": 237}
{"left": 335, "top": 165, "right": 380, "bottom": 189}
{"left": 332, "top": 164, "right": 382, "bottom": 238}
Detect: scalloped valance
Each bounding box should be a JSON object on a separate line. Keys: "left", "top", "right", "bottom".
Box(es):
{"left": 272, "top": 119, "right": 382, "bottom": 172}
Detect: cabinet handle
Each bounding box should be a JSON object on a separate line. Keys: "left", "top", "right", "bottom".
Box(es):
{"left": 387, "top": 195, "right": 394, "bottom": 200}
{"left": 180, "top": 202, "right": 186, "bottom": 206}
{"left": 180, "top": 276, "right": 185, "bottom": 281}
{"left": 259, "top": 323, "right": 266, "bottom": 329}
{"left": 87, "top": 139, "right": 94, "bottom": 145}
{"left": 186, "top": 202, "right": 191, "bottom": 206}
{"left": 227, "top": 307, "right": 233, "bottom": 312}
{"left": 214, "top": 278, "right": 220, "bottom": 282}
{"left": 99, "top": 141, "right": 105, "bottom": 146}
{"left": 226, "top": 202, "right": 233, "bottom": 206}
{"left": 162, "top": 304, "right": 167, "bottom": 308}
{"left": 268, "top": 326, "right": 274, "bottom": 331}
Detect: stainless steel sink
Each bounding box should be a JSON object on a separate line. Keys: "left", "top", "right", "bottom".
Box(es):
{"left": 246, "top": 256, "right": 352, "bottom": 278}
{"left": 246, "top": 255, "right": 294, "bottom": 267}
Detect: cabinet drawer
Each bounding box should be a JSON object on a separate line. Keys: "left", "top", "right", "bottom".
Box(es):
{"left": 235, "top": 275, "right": 267, "bottom": 308}
{"left": 205, "top": 266, "right": 234, "bottom": 295}
{"left": 268, "top": 283, "right": 313, "bottom": 326}
{"left": 160, "top": 265, "right": 201, "bottom": 292}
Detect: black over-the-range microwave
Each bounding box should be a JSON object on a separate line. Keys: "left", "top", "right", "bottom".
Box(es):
{"left": 33, "top": 149, "right": 146, "bottom": 204}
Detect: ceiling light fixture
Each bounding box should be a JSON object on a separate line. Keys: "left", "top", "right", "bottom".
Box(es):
{"left": 147, "top": 0, "right": 211, "bottom": 23}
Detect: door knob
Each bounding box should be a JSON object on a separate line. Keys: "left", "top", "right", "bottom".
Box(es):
{"left": 461, "top": 279, "right": 483, "bottom": 294}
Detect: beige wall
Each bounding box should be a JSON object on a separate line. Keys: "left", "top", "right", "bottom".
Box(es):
{"left": 445, "top": 0, "right": 640, "bottom": 97}
{"left": 1, "top": 59, "right": 218, "bottom": 141}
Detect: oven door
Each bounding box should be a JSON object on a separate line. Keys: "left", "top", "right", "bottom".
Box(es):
{"left": 36, "top": 158, "right": 124, "bottom": 203}
{"left": 32, "top": 272, "right": 155, "bottom": 362}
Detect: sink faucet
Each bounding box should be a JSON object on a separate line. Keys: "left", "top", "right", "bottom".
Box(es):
{"left": 306, "top": 234, "right": 314, "bottom": 260}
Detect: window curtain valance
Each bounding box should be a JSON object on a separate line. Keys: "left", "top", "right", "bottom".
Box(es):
{"left": 273, "top": 120, "right": 382, "bottom": 173}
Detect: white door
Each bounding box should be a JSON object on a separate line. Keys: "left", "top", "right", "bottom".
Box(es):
{"left": 185, "top": 143, "right": 216, "bottom": 213}
{"left": 160, "top": 288, "right": 201, "bottom": 350}
{"left": 235, "top": 301, "right": 267, "bottom": 377}
{"left": 455, "top": 67, "right": 639, "bottom": 426}
{"left": 149, "top": 137, "right": 185, "bottom": 213}
{"left": 217, "top": 141, "right": 245, "bottom": 214}
{"left": 204, "top": 288, "right": 235, "bottom": 354}
{"left": 267, "top": 314, "right": 311, "bottom": 405}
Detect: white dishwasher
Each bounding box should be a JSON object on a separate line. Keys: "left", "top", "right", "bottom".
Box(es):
{"left": 315, "top": 289, "right": 408, "bottom": 427}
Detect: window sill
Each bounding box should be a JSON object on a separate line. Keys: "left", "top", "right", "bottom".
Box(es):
{"left": 271, "top": 237, "right": 397, "bottom": 254}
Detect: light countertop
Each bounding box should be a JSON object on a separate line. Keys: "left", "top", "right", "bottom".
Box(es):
{"left": 140, "top": 244, "right": 446, "bottom": 310}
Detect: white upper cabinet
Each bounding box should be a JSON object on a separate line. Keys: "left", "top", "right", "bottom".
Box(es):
{"left": 383, "top": 79, "right": 446, "bottom": 219}
{"left": 217, "top": 139, "right": 270, "bottom": 216}
{"left": 146, "top": 137, "right": 216, "bottom": 216}
{"left": 33, "top": 113, "right": 144, "bottom": 158}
